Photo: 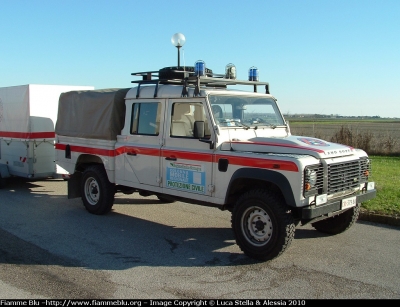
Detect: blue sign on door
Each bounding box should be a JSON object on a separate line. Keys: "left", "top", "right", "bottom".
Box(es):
{"left": 166, "top": 162, "right": 205, "bottom": 194}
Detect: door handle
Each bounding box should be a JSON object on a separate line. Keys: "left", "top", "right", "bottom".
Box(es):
{"left": 165, "top": 156, "right": 177, "bottom": 161}
{"left": 127, "top": 152, "right": 137, "bottom": 156}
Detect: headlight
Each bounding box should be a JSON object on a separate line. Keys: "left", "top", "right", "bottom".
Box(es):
{"left": 304, "top": 165, "right": 322, "bottom": 197}
{"left": 305, "top": 169, "right": 317, "bottom": 187}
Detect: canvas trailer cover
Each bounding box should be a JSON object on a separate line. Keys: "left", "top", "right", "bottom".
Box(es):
{"left": 0, "top": 84, "right": 94, "bottom": 180}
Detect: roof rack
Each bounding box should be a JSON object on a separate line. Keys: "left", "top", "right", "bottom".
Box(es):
{"left": 131, "top": 67, "right": 270, "bottom": 98}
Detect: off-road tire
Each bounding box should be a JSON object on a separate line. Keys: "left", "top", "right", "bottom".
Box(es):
{"left": 232, "top": 189, "right": 295, "bottom": 261}
{"left": 81, "top": 165, "right": 115, "bottom": 215}
{"left": 312, "top": 203, "right": 361, "bottom": 235}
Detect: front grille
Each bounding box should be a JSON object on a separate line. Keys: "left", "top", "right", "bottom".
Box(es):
{"left": 328, "top": 160, "right": 363, "bottom": 193}
{"left": 304, "top": 157, "right": 371, "bottom": 197}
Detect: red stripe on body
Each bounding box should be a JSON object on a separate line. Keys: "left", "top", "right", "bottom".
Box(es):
{"left": 216, "top": 154, "right": 298, "bottom": 172}
{"left": 228, "top": 140, "right": 326, "bottom": 154}
{"left": 161, "top": 149, "right": 213, "bottom": 162}
{"left": 56, "top": 144, "right": 298, "bottom": 172}
{"left": 125, "top": 146, "right": 161, "bottom": 156}
{"left": 0, "top": 131, "right": 55, "bottom": 139}
{"left": 55, "top": 143, "right": 115, "bottom": 157}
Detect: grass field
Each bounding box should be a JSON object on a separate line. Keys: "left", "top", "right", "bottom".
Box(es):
{"left": 363, "top": 155, "right": 400, "bottom": 217}
{"left": 288, "top": 119, "right": 400, "bottom": 155}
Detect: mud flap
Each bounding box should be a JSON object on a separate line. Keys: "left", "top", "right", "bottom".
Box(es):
{"left": 68, "top": 172, "right": 82, "bottom": 199}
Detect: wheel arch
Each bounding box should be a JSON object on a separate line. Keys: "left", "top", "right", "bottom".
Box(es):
{"left": 73, "top": 154, "right": 115, "bottom": 182}
{"left": 74, "top": 154, "right": 104, "bottom": 172}
{"left": 225, "top": 168, "right": 296, "bottom": 208}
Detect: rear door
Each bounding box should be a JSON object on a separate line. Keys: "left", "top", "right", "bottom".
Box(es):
{"left": 122, "top": 100, "right": 163, "bottom": 187}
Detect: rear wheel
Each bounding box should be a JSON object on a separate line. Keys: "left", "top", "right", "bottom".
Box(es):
{"left": 232, "top": 189, "right": 295, "bottom": 261}
{"left": 81, "top": 165, "right": 115, "bottom": 215}
{"left": 312, "top": 203, "right": 361, "bottom": 235}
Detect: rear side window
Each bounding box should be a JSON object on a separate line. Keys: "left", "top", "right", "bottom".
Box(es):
{"left": 130, "top": 102, "right": 161, "bottom": 135}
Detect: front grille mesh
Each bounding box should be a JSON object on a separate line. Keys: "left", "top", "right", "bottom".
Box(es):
{"left": 328, "top": 160, "right": 363, "bottom": 193}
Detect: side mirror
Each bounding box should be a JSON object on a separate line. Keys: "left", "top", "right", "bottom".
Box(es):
{"left": 194, "top": 121, "right": 214, "bottom": 149}
{"left": 193, "top": 121, "right": 205, "bottom": 138}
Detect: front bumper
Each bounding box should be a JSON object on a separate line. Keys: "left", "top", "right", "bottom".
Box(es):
{"left": 301, "top": 189, "right": 377, "bottom": 220}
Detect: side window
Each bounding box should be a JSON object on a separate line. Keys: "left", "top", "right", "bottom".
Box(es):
{"left": 130, "top": 102, "right": 161, "bottom": 135}
{"left": 170, "top": 103, "right": 194, "bottom": 137}
{"left": 170, "top": 102, "right": 211, "bottom": 138}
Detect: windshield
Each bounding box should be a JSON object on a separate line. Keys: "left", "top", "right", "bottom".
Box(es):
{"left": 208, "top": 95, "right": 285, "bottom": 128}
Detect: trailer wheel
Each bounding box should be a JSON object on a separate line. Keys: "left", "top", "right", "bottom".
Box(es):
{"left": 231, "top": 189, "right": 295, "bottom": 261}
{"left": 81, "top": 165, "right": 115, "bottom": 215}
{"left": 311, "top": 203, "right": 361, "bottom": 235}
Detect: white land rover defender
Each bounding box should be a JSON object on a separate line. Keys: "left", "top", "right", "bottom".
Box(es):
{"left": 55, "top": 60, "right": 376, "bottom": 261}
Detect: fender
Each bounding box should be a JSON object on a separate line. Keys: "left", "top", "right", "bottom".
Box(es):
{"left": 226, "top": 168, "right": 296, "bottom": 207}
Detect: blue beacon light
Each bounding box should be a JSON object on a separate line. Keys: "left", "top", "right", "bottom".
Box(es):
{"left": 248, "top": 66, "right": 259, "bottom": 81}
{"left": 194, "top": 60, "right": 206, "bottom": 76}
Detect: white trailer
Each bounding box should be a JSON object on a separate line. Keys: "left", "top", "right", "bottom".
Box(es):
{"left": 0, "top": 84, "right": 94, "bottom": 185}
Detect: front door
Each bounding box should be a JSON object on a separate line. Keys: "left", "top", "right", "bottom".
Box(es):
{"left": 161, "top": 99, "right": 215, "bottom": 200}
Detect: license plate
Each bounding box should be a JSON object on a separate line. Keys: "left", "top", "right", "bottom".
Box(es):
{"left": 341, "top": 196, "right": 357, "bottom": 210}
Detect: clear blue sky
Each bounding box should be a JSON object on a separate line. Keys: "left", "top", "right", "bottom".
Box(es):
{"left": 1, "top": 0, "right": 399, "bottom": 118}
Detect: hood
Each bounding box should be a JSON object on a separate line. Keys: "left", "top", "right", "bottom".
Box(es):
{"left": 220, "top": 135, "right": 355, "bottom": 159}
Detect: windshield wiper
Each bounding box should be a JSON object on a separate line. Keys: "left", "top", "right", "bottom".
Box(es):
{"left": 254, "top": 122, "right": 277, "bottom": 129}
{"left": 223, "top": 120, "right": 250, "bottom": 130}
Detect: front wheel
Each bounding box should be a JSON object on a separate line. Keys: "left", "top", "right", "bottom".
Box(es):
{"left": 312, "top": 203, "right": 361, "bottom": 235}
{"left": 232, "top": 189, "right": 295, "bottom": 261}
{"left": 81, "top": 165, "right": 115, "bottom": 215}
